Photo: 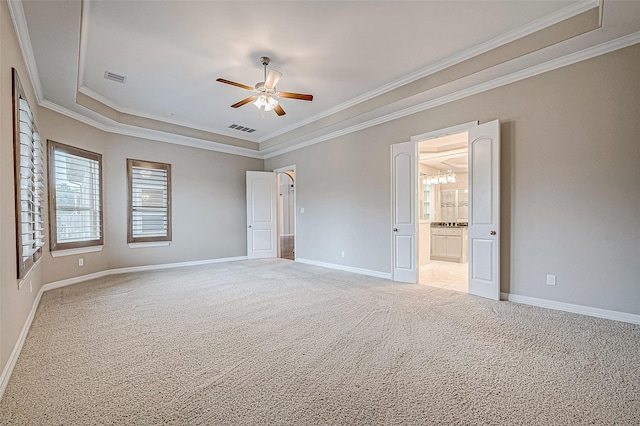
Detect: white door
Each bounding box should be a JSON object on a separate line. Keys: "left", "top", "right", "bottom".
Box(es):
{"left": 246, "top": 171, "right": 277, "bottom": 259}
{"left": 468, "top": 120, "right": 500, "bottom": 300}
{"left": 391, "top": 141, "right": 417, "bottom": 283}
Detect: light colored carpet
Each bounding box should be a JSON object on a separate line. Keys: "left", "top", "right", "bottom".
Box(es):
{"left": 1, "top": 259, "right": 638, "bottom": 425}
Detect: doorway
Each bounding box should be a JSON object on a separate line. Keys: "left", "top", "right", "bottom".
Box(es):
{"left": 417, "top": 132, "right": 469, "bottom": 293}
{"left": 391, "top": 120, "right": 500, "bottom": 300}
{"left": 275, "top": 166, "right": 296, "bottom": 260}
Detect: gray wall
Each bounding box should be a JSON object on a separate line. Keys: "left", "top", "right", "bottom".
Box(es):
{"left": 1, "top": 0, "right": 262, "bottom": 371}
{"left": 38, "top": 108, "right": 264, "bottom": 283}
{"left": 266, "top": 43, "right": 640, "bottom": 316}
{"left": 103, "top": 133, "right": 260, "bottom": 270}
{"left": 1, "top": 0, "right": 44, "bottom": 374}
{"left": 2, "top": 0, "right": 639, "bottom": 386}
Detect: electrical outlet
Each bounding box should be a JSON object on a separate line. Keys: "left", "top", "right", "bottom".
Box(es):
{"left": 79, "top": 258, "right": 84, "bottom": 267}
{"left": 300, "top": 207, "right": 305, "bottom": 214}
{"left": 546, "top": 274, "right": 556, "bottom": 286}
{"left": 341, "top": 251, "right": 345, "bottom": 258}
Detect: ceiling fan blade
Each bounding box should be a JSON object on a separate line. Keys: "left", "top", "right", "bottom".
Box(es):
{"left": 216, "top": 78, "right": 254, "bottom": 91}
{"left": 264, "top": 70, "right": 283, "bottom": 90}
{"left": 274, "top": 104, "right": 286, "bottom": 116}
{"left": 277, "top": 92, "right": 313, "bottom": 101}
{"left": 230, "top": 96, "right": 257, "bottom": 108}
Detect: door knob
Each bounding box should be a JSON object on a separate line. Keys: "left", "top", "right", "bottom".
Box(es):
{"left": 248, "top": 225, "right": 252, "bottom": 228}
{"left": 490, "top": 230, "right": 496, "bottom": 235}
{"left": 393, "top": 228, "right": 398, "bottom": 232}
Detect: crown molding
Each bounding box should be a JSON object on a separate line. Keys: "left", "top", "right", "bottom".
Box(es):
{"left": 7, "top": 0, "right": 43, "bottom": 102}
{"left": 40, "top": 100, "right": 264, "bottom": 159}
{"left": 70, "top": 0, "right": 600, "bottom": 145}
{"left": 35, "top": 32, "right": 640, "bottom": 161}
{"left": 76, "top": 85, "right": 260, "bottom": 143}
{"left": 262, "top": 32, "right": 640, "bottom": 159}
{"left": 257, "top": 0, "right": 600, "bottom": 143}
{"left": 10, "top": 0, "right": 635, "bottom": 162}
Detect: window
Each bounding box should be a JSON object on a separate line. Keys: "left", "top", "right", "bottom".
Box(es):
{"left": 48, "top": 141, "right": 103, "bottom": 251}
{"left": 13, "top": 69, "right": 45, "bottom": 279}
{"left": 127, "top": 159, "right": 171, "bottom": 243}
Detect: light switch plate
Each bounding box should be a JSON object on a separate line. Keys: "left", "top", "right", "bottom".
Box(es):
{"left": 546, "top": 274, "right": 556, "bottom": 286}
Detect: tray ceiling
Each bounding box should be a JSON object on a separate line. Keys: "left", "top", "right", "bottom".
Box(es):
{"left": 13, "top": 1, "right": 640, "bottom": 157}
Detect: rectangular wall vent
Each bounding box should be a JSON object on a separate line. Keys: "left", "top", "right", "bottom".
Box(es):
{"left": 104, "top": 71, "right": 126, "bottom": 84}
{"left": 229, "top": 124, "right": 256, "bottom": 133}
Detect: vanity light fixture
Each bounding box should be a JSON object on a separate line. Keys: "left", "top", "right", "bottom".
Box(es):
{"left": 425, "top": 170, "right": 456, "bottom": 185}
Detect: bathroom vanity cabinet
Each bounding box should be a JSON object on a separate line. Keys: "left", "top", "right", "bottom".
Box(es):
{"left": 430, "top": 226, "right": 468, "bottom": 263}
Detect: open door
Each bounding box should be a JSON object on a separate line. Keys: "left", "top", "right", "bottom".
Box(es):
{"left": 391, "top": 141, "right": 417, "bottom": 283}
{"left": 246, "top": 171, "right": 277, "bottom": 259}
{"left": 468, "top": 120, "right": 500, "bottom": 300}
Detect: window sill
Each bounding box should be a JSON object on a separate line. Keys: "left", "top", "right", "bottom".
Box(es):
{"left": 18, "top": 256, "right": 43, "bottom": 289}
{"left": 51, "top": 245, "right": 104, "bottom": 258}
{"left": 128, "top": 241, "right": 171, "bottom": 249}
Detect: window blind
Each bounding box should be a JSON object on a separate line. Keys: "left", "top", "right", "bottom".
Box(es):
{"left": 50, "top": 142, "right": 102, "bottom": 249}
{"left": 128, "top": 160, "right": 171, "bottom": 242}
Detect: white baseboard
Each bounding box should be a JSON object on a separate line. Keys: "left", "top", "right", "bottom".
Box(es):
{"left": 0, "top": 287, "right": 44, "bottom": 400}
{"left": 42, "top": 256, "right": 248, "bottom": 292}
{"left": 0, "top": 255, "right": 247, "bottom": 401}
{"left": 5, "top": 258, "right": 637, "bottom": 402}
{"left": 106, "top": 256, "right": 248, "bottom": 275}
{"left": 501, "top": 292, "right": 640, "bottom": 325}
{"left": 296, "top": 258, "right": 392, "bottom": 280}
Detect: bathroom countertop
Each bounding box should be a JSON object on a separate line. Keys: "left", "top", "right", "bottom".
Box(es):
{"left": 430, "top": 222, "right": 468, "bottom": 228}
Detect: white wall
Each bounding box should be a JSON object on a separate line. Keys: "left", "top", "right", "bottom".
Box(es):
{"left": 266, "top": 43, "right": 640, "bottom": 316}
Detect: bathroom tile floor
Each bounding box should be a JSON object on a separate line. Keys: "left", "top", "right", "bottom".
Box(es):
{"left": 419, "top": 260, "right": 468, "bottom": 293}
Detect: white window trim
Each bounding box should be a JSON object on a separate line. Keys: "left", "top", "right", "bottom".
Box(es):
{"left": 50, "top": 245, "right": 104, "bottom": 258}
{"left": 128, "top": 242, "right": 171, "bottom": 249}
{"left": 17, "top": 257, "right": 43, "bottom": 289}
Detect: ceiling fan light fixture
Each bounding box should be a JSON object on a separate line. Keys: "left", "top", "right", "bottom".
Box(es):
{"left": 253, "top": 94, "right": 279, "bottom": 116}
{"left": 217, "top": 56, "right": 311, "bottom": 117}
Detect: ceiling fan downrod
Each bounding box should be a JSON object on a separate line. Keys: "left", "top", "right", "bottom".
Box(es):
{"left": 260, "top": 56, "right": 270, "bottom": 84}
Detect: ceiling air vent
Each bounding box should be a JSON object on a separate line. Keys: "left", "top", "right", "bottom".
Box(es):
{"left": 104, "top": 70, "right": 126, "bottom": 84}
{"left": 229, "top": 124, "right": 256, "bottom": 133}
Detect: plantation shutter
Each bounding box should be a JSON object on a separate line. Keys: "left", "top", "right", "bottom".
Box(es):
{"left": 18, "top": 98, "right": 46, "bottom": 267}
{"left": 50, "top": 143, "right": 102, "bottom": 249}
{"left": 128, "top": 160, "right": 171, "bottom": 242}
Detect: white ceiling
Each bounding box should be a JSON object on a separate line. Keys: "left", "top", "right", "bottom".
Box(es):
{"left": 13, "top": 0, "right": 640, "bottom": 156}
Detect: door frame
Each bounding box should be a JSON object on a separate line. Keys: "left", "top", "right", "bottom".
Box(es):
{"left": 391, "top": 121, "right": 478, "bottom": 283}
{"left": 273, "top": 165, "right": 297, "bottom": 260}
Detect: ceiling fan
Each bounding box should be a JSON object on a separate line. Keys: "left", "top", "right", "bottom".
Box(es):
{"left": 216, "top": 57, "right": 313, "bottom": 117}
